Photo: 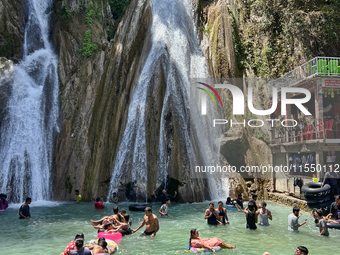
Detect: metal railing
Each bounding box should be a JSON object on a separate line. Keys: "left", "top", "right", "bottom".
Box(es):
{"left": 270, "top": 117, "right": 340, "bottom": 144}
{"left": 269, "top": 56, "right": 340, "bottom": 88}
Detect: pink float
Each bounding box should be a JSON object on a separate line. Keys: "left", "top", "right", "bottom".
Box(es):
{"left": 97, "top": 232, "right": 122, "bottom": 241}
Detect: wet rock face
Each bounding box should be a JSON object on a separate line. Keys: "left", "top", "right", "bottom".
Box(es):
{"left": 197, "top": 0, "right": 240, "bottom": 79}
{"left": 0, "top": 57, "right": 14, "bottom": 141}
{"left": 53, "top": 0, "right": 154, "bottom": 201}
{"left": 0, "top": 0, "right": 28, "bottom": 62}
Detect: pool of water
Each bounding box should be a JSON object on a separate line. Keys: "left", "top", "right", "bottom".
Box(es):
{"left": 1, "top": 201, "right": 337, "bottom": 254}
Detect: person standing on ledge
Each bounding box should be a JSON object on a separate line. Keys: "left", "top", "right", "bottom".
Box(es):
{"left": 19, "top": 197, "right": 31, "bottom": 219}
{"left": 132, "top": 207, "right": 159, "bottom": 238}
{"left": 109, "top": 192, "right": 118, "bottom": 203}
{"left": 288, "top": 207, "right": 307, "bottom": 231}
{"left": 74, "top": 190, "right": 82, "bottom": 203}
{"left": 153, "top": 189, "right": 177, "bottom": 204}
{"left": 321, "top": 166, "right": 339, "bottom": 199}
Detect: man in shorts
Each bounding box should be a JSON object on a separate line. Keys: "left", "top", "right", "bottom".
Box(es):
{"left": 132, "top": 207, "right": 159, "bottom": 238}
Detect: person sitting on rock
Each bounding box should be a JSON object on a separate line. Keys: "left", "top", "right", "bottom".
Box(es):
{"left": 109, "top": 192, "right": 118, "bottom": 203}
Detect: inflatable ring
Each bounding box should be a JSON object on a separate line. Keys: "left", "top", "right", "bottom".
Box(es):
{"left": 86, "top": 238, "right": 118, "bottom": 251}
{"left": 304, "top": 194, "right": 331, "bottom": 204}
{"left": 307, "top": 199, "right": 333, "bottom": 209}
{"left": 186, "top": 245, "right": 222, "bottom": 254}
{"left": 224, "top": 205, "right": 237, "bottom": 210}
{"left": 316, "top": 222, "right": 340, "bottom": 229}
{"left": 302, "top": 182, "right": 331, "bottom": 197}
{"left": 129, "top": 204, "right": 151, "bottom": 211}
{"left": 97, "top": 232, "right": 122, "bottom": 241}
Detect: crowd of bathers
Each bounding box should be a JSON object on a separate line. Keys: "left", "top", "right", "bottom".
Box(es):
{"left": 5, "top": 188, "right": 340, "bottom": 254}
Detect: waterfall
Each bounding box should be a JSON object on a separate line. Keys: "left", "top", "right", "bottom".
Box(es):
{"left": 108, "top": 0, "right": 228, "bottom": 201}
{"left": 0, "top": 0, "right": 59, "bottom": 203}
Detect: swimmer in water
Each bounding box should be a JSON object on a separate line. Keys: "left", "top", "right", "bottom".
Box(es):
{"left": 159, "top": 198, "right": 170, "bottom": 217}
{"left": 217, "top": 201, "right": 229, "bottom": 224}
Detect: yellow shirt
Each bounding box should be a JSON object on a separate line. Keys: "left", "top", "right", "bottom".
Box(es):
{"left": 76, "top": 194, "right": 82, "bottom": 202}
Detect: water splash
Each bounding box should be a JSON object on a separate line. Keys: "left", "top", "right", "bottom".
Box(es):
{"left": 0, "top": 0, "right": 59, "bottom": 203}
{"left": 108, "top": 0, "right": 228, "bottom": 201}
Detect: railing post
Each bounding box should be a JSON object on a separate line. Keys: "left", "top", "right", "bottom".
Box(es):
{"left": 316, "top": 56, "right": 318, "bottom": 74}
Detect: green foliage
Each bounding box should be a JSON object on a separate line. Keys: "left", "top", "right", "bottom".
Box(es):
{"left": 108, "top": 0, "right": 130, "bottom": 40}
{"left": 233, "top": 0, "right": 340, "bottom": 78}
{"left": 228, "top": 7, "right": 246, "bottom": 70}
{"left": 85, "top": 8, "right": 95, "bottom": 26}
{"left": 109, "top": 0, "right": 130, "bottom": 20}
{"left": 62, "top": 1, "right": 72, "bottom": 22}
{"left": 201, "top": 22, "right": 211, "bottom": 36}
{"left": 96, "top": 8, "right": 102, "bottom": 22}
{"left": 80, "top": 30, "right": 98, "bottom": 58}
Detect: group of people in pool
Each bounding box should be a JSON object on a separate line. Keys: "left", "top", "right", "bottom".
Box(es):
{"left": 205, "top": 194, "right": 272, "bottom": 230}
{"left": 10, "top": 188, "right": 313, "bottom": 254}
{"left": 63, "top": 233, "right": 115, "bottom": 255}
{"left": 91, "top": 206, "right": 133, "bottom": 236}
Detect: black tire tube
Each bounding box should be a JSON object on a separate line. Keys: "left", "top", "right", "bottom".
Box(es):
{"left": 118, "top": 228, "right": 132, "bottom": 236}
{"left": 304, "top": 194, "right": 331, "bottom": 204}
{"left": 128, "top": 204, "right": 151, "bottom": 211}
{"left": 316, "top": 222, "right": 340, "bottom": 229}
{"left": 302, "top": 182, "right": 331, "bottom": 197}
{"left": 307, "top": 199, "right": 333, "bottom": 209}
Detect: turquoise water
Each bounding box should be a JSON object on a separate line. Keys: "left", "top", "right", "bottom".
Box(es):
{"left": 0, "top": 201, "right": 337, "bottom": 254}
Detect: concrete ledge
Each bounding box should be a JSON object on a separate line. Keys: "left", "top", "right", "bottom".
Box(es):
{"left": 268, "top": 192, "right": 312, "bottom": 213}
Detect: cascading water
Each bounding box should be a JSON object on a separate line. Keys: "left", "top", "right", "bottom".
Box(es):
{"left": 108, "top": 0, "right": 228, "bottom": 201}
{"left": 0, "top": 0, "right": 59, "bottom": 203}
